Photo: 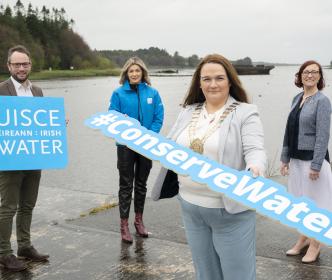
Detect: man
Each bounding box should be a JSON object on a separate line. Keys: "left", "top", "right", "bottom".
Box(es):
{"left": 0, "top": 45, "right": 49, "bottom": 272}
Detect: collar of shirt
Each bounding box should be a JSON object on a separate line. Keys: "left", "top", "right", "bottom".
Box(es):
{"left": 10, "top": 76, "right": 33, "bottom": 96}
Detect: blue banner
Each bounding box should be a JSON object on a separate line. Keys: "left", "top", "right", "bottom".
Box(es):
{"left": 85, "top": 110, "right": 332, "bottom": 246}
{"left": 0, "top": 96, "right": 68, "bottom": 170}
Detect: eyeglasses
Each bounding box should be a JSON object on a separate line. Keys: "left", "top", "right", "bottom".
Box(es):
{"left": 9, "top": 62, "right": 31, "bottom": 69}
{"left": 302, "top": 70, "right": 320, "bottom": 76}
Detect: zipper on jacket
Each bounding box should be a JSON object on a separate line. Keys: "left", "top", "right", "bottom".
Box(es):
{"left": 130, "top": 83, "right": 143, "bottom": 124}
{"left": 137, "top": 87, "right": 144, "bottom": 124}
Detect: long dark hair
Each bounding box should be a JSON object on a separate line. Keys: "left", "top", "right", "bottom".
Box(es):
{"left": 183, "top": 54, "right": 248, "bottom": 107}
{"left": 295, "top": 60, "right": 325, "bottom": 90}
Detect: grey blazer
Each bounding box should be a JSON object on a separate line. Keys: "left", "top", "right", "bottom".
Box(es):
{"left": 0, "top": 78, "right": 43, "bottom": 97}
{"left": 281, "top": 91, "right": 331, "bottom": 171}
{"left": 152, "top": 96, "right": 267, "bottom": 214}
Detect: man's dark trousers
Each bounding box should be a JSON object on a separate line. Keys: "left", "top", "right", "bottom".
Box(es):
{"left": 0, "top": 170, "right": 41, "bottom": 256}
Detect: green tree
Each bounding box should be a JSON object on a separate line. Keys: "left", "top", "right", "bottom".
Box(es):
{"left": 14, "top": 0, "right": 25, "bottom": 17}
{"left": 0, "top": 6, "right": 15, "bottom": 27}
{"left": 173, "top": 51, "right": 186, "bottom": 67}
{"left": 0, "top": 25, "right": 21, "bottom": 73}
{"left": 0, "top": 2, "right": 116, "bottom": 71}
{"left": 59, "top": 29, "right": 93, "bottom": 69}
{"left": 188, "top": 54, "right": 200, "bottom": 67}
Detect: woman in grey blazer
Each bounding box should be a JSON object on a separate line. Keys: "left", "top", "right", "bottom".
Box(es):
{"left": 281, "top": 60, "right": 332, "bottom": 263}
{"left": 155, "top": 54, "right": 266, "bottom": 280}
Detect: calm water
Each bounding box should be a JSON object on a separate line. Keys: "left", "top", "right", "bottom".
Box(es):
{"left": 34, "top": 66, "right": 332, "bottom": 196}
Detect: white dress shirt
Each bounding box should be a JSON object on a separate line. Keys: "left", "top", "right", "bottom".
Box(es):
{"left": 10, "top": 76, "right": 33, "bottom": 97}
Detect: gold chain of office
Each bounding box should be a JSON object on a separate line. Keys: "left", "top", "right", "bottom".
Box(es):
{"left": 188, "top": 102, "right": 239, "bottom": 154}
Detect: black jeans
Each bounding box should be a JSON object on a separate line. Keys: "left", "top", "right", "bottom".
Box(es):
{"left": 117, "top": 146, "right": 152, "bottom": 219}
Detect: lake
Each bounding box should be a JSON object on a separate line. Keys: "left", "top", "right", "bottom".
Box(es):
{"left": 34, "top": 66, "right": 332, "bottom": 197}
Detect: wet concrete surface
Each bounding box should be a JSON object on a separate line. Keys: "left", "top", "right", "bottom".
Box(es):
{"left": 2, "top": 195, "right": 332, "bottom": 279}
{"left": 68, "top": 198, "right": 332, "bottom": 280}
{"left": 1, "top": 210, "right": 194, "bottom": 280}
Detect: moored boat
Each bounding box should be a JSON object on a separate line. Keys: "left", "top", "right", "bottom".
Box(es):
{"left": 232, "top": 57, "right": 274, "bottom": 75}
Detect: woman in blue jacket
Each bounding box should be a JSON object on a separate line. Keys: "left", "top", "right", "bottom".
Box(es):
{"left": 109, "top": 57, "right": 164, "bottom": 243}
{"left": 281, "top": 60, "right": 332, "bottom": 263}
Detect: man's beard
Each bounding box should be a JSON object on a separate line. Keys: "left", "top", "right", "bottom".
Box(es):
{"left": 12, "top": 72, "right": 29, "bottom": 83}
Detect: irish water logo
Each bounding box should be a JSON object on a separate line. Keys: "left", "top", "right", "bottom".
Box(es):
{"left": 0, "top": 96, "right": 68, "bottom": 170}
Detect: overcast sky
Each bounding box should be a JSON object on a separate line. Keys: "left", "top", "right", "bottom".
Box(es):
{"left": 2, "top": 0, "right": 332, "bottom": 64}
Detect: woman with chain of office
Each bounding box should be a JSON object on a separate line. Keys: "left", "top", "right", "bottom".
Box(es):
{"left": 154, "top": 53, "right": 266, "bottom": 280}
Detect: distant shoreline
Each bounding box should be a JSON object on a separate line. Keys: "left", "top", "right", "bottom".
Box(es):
{"left": 1, "top": 65, "right": 330, "bottom": 82}
{"left": 0, "top": 68, "right": 121, "bottom": 82}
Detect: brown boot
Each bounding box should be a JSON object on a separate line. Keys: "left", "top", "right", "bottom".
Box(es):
{"left": 120, "top": 219, "right": 133, "bottom": 243}
{"left": 0, "top": 254, "right": 27, "bottom": 272}
{"left": 134, "top": 213, "right": 148, "bottom": 237}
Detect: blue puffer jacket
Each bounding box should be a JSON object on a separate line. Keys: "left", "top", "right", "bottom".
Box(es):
{"left": 109, "top": 80, "right": 164, "bottom": 133}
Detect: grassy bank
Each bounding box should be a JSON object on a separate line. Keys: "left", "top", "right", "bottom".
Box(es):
{"left": 0, "top": 68, "right": 120, "bottom": 81}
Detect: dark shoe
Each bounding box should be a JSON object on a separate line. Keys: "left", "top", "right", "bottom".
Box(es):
{"left": 0, "top": 254, "right": 27, "bottom": 271}
{"left": 134, "top": 213, "right": 148, "bottom": 238}
{"left": 120, "top": 219, "right": 133, "bottom": 244}
{"left": 17, "top": 246, "right": 49, "bottom": 262}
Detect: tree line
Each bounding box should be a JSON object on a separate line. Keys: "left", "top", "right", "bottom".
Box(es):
{"left": 99, "top": 48, "right": 200, "bottom": 68}
{"left": 0, "top": 1, "right": 202, "bottom": 74}
{"left": 0, "top": 1, "right": 113, "bottom": 73}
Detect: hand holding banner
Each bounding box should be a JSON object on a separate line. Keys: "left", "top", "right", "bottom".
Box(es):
{"left": 85, "top": 110, "right": 332, "bottom": 246}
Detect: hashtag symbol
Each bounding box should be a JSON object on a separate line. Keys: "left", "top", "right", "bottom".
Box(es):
{"left": 90, "top": 114, "right": 116, "bottom": 127}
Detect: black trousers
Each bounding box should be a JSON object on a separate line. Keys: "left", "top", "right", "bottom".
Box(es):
{"left": 117, "top": 146, "right": 152, "bottom": 219}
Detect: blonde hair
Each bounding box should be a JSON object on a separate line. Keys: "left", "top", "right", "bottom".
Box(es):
{"left": 119, "top": 57, "right": 151, "bottom": 85}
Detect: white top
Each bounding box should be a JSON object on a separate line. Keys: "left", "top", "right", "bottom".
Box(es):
{"left": 11, "top": 76, "right": 33, "bottom": 97}
{"left": 152, "top": 96, "right": 266, "bottom": 214}
{"left": 176, "top": 103, "right": 227, "bottom": 208}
